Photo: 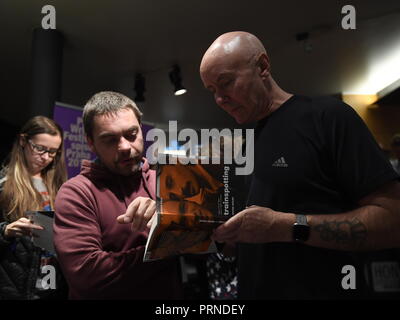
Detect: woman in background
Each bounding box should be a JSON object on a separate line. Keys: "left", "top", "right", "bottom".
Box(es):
{"left": 0, "top": 116, "right": 67, "bottom": 300}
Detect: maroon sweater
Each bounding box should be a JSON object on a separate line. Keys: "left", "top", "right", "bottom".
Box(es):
{"left": 54, "top": 158, "right": 183, "bottom": 299}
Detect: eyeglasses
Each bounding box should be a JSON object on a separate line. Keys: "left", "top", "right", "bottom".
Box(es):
{"left": 28, "top": 140, "right": 59, "bottom": 157}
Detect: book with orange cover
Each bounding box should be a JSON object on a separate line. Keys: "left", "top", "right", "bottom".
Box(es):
{"left": 143, "top": 157, "right": 245, "bottom": 262}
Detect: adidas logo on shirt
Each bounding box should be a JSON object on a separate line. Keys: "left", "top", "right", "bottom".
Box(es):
{"left": 272, "top": 157, "right": 288, "bottom": 168}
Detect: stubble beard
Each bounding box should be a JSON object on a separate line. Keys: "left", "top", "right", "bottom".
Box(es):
{"left": 114, "top": 153, "right": 143, "bottom": 176}
{"left": 96, "top": 152, "right": 143, "bottom": 176}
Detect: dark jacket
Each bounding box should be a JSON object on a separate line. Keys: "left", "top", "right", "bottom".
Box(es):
{"left": 0, "top": 173, "right": 68, "bottom": 300}
{"left": 0, "top": 223, "right": 42, "bottom": 300}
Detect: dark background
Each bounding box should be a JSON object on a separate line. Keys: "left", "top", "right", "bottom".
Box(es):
{"left": 1, "top": 1, "right": 399, "bottom": 124}
{"left": 0, "top": 0, "right": 399, "bottom": 164}
{"left": 0, "top": 0, "right": 399, "bottom": 302}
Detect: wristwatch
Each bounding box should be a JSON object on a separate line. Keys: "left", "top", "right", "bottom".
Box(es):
{"left": 293, "top": 214, "right": 310, "bottom": 242}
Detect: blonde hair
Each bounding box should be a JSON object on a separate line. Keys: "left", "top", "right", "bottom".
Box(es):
{"left": 0, "top": 116, "right": 67, "bottom": 222}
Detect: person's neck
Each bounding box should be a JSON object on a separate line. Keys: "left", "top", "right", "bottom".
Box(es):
{"left": 31, "top": 172, "right": 42, "bottom": 179}
{"left": 262, "top": 77, "right": 293, "bottom": 119}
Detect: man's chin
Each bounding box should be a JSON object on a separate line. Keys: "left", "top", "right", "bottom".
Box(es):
{"left": 115, "top": 163, "right": 141, "bottom": 176}
{"left": 234, "top": 115, "right": 250, "bottom": 125}
{"left": 227, "top": 108, "right": 249, "bottom": 124}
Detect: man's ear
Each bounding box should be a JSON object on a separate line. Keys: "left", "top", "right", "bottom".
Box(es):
{"left": 257, "top": 53, "right": 271, "bottom": 79}
{"left": 86, "top": 135, "right": 96, "bottom": 154}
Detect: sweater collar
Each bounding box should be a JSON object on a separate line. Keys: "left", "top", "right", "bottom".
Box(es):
{"left": 80, "top": 157, "right": 151, "bottom": 182}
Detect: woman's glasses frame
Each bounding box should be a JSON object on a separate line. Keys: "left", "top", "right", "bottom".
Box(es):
{"left": 27, "top": 139, "right": 59, "bottom": 157}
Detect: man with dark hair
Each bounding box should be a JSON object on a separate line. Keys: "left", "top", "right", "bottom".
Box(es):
{"left": 54, "top": 91, "right": 183, "bottom": 299}
{"left": 200, "top": 31, "right": 400, "bottom": 299}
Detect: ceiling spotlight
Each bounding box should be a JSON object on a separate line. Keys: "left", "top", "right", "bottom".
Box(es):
{"left": 134, "top": 73, "right": 146, "bottom": 102}
{"left": 169, "top": 65, "right": 187, "bottom": 96}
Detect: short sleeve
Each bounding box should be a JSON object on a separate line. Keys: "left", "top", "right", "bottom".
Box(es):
{"left": 320, "top": 99, "right": 399, "bottom": 201}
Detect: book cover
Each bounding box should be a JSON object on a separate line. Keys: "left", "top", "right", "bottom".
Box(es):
{"left": 143, "top": 157, "right": 245, "bottom": 262}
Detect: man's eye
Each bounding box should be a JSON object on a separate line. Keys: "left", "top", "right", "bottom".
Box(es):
{"left": 221, "top": 79, "right": 233, "bottom": 87}
{"left": 125, "top": 133, "right": 137, "bottom": 141}
{"left": 104, "top": 138, "right": 118, "bottom": 144}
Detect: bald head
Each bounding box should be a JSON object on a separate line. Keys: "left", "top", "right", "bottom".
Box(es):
{"left": 199, "top": 31, "right": 291, "bottom": 124}
{"left": 200, "top": 31, "right": 267, "bottom": 75}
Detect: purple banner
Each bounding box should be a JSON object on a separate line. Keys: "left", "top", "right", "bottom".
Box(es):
{"left": 53, "top": 102, "right": 96, "bottom": 179}
{"left": 142, "top": 123, "right": 154, "bottom": 153}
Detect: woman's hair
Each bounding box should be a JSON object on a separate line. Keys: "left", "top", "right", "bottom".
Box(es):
{"left": 0, "top": 116, "right": 67, "bottom": 222}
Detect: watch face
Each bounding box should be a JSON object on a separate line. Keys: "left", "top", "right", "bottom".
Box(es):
{"left": 293, "top": 223, "right": 310, "bottom": 242}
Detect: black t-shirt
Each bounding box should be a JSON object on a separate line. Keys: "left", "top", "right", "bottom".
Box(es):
{"left": 238, "top": 95, "right": 400, "bottom": 299}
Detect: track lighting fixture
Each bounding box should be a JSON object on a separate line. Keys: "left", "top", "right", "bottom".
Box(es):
{"left": 169, "top": 65, "right": 187, "bottom": 96}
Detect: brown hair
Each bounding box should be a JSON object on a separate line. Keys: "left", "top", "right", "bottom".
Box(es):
{"left": 0, "top": 116, "right": 67, "bottom": 222}
{"left": 83, "top": 91, "right": 143, "bottom": 139}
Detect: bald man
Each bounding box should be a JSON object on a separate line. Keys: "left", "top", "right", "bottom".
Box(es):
{"left": 200, "top": 31, "right": 400, "bottom": 299}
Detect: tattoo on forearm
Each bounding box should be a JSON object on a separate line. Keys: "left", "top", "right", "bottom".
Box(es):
{"left": 314, "top": 218, "right": 367, "bottom": 247}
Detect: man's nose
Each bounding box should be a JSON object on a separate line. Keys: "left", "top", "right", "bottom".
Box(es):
{"left": 215, "top": 92, "right": 228, "bottom": 106}
{"left": 118, "top": 137, "right": 131, "bottom": 151}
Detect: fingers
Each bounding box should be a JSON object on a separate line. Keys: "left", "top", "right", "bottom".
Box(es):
{"left": 6, "top": 226, "right": 32, "bottom": 238}
{"left": 5, "top": 218, "right": 44, "bottom": 238}
{"left": 117, "top": 197, "right": 156, "bottom": 232}
{"left": 216, "top": 206, "right": 277, "bottom": 244}
{"left": 132, "top": 199, "right": 155, "bottom": 231}
{"left": 20, "top": 217, "right": 31, "bottom": 224}
{"left": 212, "top": 228, "right": 238, "bottom": 243}
{"left": 16, "top": 219, "right": 44, "bottom": 231}
{"left": 213, "top": 232, "right": 238, "bottom": 244}
{"left": 211, "top": 206, "right": 263, "bottom": 243}
{"left": 146, "top": 213, "right": 157, "bottom": 229}
{"left": 212, "top": 212, "right": 244, "bottom": 243}
{"left": 117, "top": 200, "right": 140, "bottom": 224}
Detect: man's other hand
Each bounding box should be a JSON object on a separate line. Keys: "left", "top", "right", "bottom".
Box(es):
{"left": 212, "top": 206, "right": 291, "bottom": 243}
